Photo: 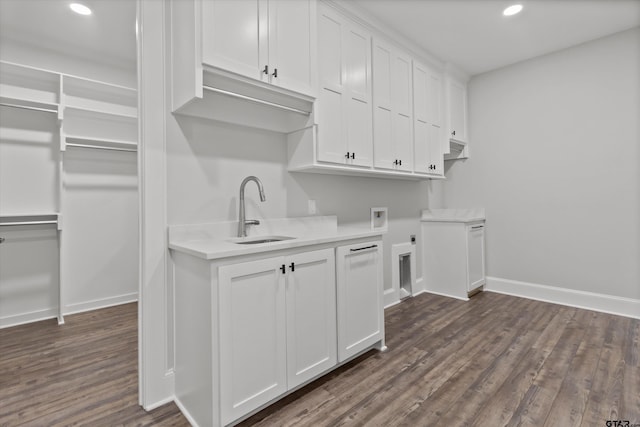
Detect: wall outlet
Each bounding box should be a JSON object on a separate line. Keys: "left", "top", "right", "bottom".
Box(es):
{"left": 308, "top": 199, "right": 317, "bottom": 215}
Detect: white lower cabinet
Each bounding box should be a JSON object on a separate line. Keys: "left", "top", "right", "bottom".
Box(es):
{"left": 285, "top": 250, "right": 337, "bottom": 389}
{"left": 218, "top": 257, "right": 288, "bottom": 425}
{"left": 173, "top": 238, "right": 384, "bottom": 426}
{"left": 466, "top": 224, "right": 486, "bottom": 292}
{"left": 421, "top": 219, "right": 486, "bottom": 300}
{"left": 336, "top": 242, "right": 385, "bottom": 362}
{"left": 218, "top": 248, "right": 336, "bottom": 424}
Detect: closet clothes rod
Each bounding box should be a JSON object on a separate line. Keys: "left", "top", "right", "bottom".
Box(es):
{"left": 0, "top": 102, "right": 57, "bottom": 114}
{"left": 0, "top": 220, "right": 58, "bottom": 226}
{"left": 202, "top": 85, "right": 311, "bottom": 116}
{"left": 66, "top": 142, "right": 137, "bottom": 152}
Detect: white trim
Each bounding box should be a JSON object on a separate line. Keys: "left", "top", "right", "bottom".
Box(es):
{"left": 174, "top": 397, "right": 200, "bottom": 427}
{"left": 0, "top": 294, "right": 139, "bottom": 329}
{"left": 145, "top": 394, "right": 176, "bottom": 412}
{"left": 0, "top": 308, "right": 59, "bottom": 329}
{"left": 64, "top": 293, "right": 138, "bottom": 316}
{"left": 486, "top": 276, "right": 640, "bottom": 320}
{"left": 384, "top": 296, "right": 402, "bottom": 309}
{"left": 420, "top": 289, "right": 470, "bottom": 302}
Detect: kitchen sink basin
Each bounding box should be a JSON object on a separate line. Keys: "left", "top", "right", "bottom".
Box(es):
{"left": 231, "top": 235, "right": 295, "bottom": 245}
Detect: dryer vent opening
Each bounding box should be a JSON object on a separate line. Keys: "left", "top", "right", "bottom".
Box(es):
{"left": 399, "top": 253, "right": 412, "bottom": 300}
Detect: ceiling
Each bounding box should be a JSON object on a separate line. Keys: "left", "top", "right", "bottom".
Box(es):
{"left": 347, "top": 0, "right": 640, "bottom": 76}
{"left": 0, "top": 0, "right": 136, "bottom": 69}
{"left": 0, "top": 0, "right": 638, "bottom": 78}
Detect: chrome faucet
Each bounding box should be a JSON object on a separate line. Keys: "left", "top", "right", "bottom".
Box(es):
{"left": 237, "top": 176, "right": 266, "bottom": 237}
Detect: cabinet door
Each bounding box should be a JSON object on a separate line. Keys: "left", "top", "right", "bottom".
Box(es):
{"left": 448, "top": 79, "right": 467, "bottom": 143}
{"left": 202, "top": 0, "right": 266, "bottom": 81}
{"left": 413, "top": 119, "right": 431, "bottom": 174}
{"left": 467, "top": 224, "right": 486, "bottom": 291}
{"left": 415, "top": 123, "right": 443, "bottom": 177}
{"left": 345, "top": 24, "right": 373, "bottom": 167}
{"left": 428, "top": 125, "right": 444, "bottom": 177}
{"left": 336, "top": 242, "right": 384, "bottom": 362}
{"left": 286, "top": 249, "right": 337, "bottom": 389}
{"left": 373, "top": 41, "right": 412, "bottom": 171}
{"left": 372, "top": 40, "right": 394, "bottom": 169}
{"left": 316, "top": 6, "right": 347, "bottom": 164}
{"left": 393, "top": 54, "right": 413, "bottom": 171}
{"left": 426, "top": 69, "right": 443, "bottom": 128}
{"left": 267, "top": 0, "right": 316, "bottom": 96}
{"left": 219, "top": 257, "right": 287, "bottom": 425}
{"left": 393, "top": 113, "right": 413, "bottom": 172}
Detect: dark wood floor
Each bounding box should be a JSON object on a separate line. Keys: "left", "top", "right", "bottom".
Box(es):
{"left": 1, "top": 293, "right": 638, "bottom": 426}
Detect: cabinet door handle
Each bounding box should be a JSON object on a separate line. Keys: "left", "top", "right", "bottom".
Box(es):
{"left": 471, "top": 225, "right": 484, "bottom": 230}
{"left": 0, "top": 237, "right": 5, "bottom": 244}
{"left": 280, "top": 264, "right": 286, "bottom": 274}
{"left": 351, "top": 152, "right": 355, "bottom": 159}
{"left": 289, "top": 262, "right": 295, "bottom": 272}
{"left": 272, "top": 68, "right": 278, "bottom": 78}
{"left": 350, "top": 244, "right": 378, "bottom": 252}
{"left": 452, "top": 130, "right": 456, "bottom": 136}
{"left": 345, "top": 151, "right": 350, "bottom": 159}
{"left": 399, "top": 159, "right": 402, "bottom": 166}
{"left": 263, "top": 65, "right": 269, "bottom": 75}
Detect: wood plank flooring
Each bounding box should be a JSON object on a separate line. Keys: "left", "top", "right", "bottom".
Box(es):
{"left": 1, "top": 293, "right": 638, "bottom": 426}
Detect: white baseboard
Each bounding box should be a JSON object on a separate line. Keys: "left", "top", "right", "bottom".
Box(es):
{"left": 174, "top": 396, "right": 200, "bottom": 427}
{"left": 144, "top": 394, "right": 176, "bottom": 411}
{"left": 64, "top": 292, "right": 138, "bottom": 316}
{"left": 0, "top": 292, "right": 139, "bottom": 329}
{"left": 0, "top": 308, "right": 59, "bottom": 329}
{"left": 420, "top": 289, "right": 470, "bottom": 301}
{"left": 486, "top": 276, "right": 640, "bottom": 319}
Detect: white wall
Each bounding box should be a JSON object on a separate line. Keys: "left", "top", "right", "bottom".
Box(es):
{"left": 440, "top": 28, "right": 640, "bottom": 301}
{"left": 166, "top": 115, "right": 443, "bottom": 288}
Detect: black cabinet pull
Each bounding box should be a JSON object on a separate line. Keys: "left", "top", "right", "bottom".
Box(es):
{"left": 345, "top": 151, "right": 350, "bottom": 159}
{"left": 280, "top": 264, "right": 286, "bottom": 274}
{"left": 399, "top": 159, "right": 402, "bottom": 166}
{"left": 452, "top": 130, "right": 456, "bottom": 136}
{"left": 350, "top": 244, "right": 378, "bottom": 252}
{"left": 272, "top": 68, "right": 278, "bottom": 78}
{"left": 263, "top": 65, "right": 269, "bottom": 75}
{"left": 289, "top": 262, "right": 295, "bottom": 272}
{"left": 351, "top": 152, "right": 355, "bottom": 159}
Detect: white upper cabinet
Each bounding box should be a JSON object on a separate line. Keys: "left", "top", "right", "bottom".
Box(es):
{"left": 443, "top": 73, "right": 470, "bottom": 159}
{"left": 372, "top": 39, "right": 413, "bottom": 172}
{"left": 413, "top": 61, "right": 444, "bottom": 177}
{"left": 170, "top": 0, "right": 316, "bottom": 133}
{"left": 316, "top": 3, "right": 373, "bottom": 168}
{"left": 447, "top": 76, "right": 468, "bottom": 144}
{"left": 202, "top": 0, "right": 316, "bottom": 97}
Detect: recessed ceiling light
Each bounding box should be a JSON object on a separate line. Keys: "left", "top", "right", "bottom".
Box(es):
{"left": 503, "top": 4, "right": 523, "bottom": 16}
{"left": 70, "top": 3, "right": 92, "bottom": 16}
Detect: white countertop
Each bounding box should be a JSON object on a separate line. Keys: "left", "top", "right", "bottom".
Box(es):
{"left": 168, "top": 216, "right": 384, "bottom": 260}
{"left": 420, "top": 208, "right": 485, "bottom": 223}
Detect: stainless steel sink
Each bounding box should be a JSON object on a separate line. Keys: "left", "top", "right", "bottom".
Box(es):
{"left": 230, "top": 235, "right": 295, "bottom": 245}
